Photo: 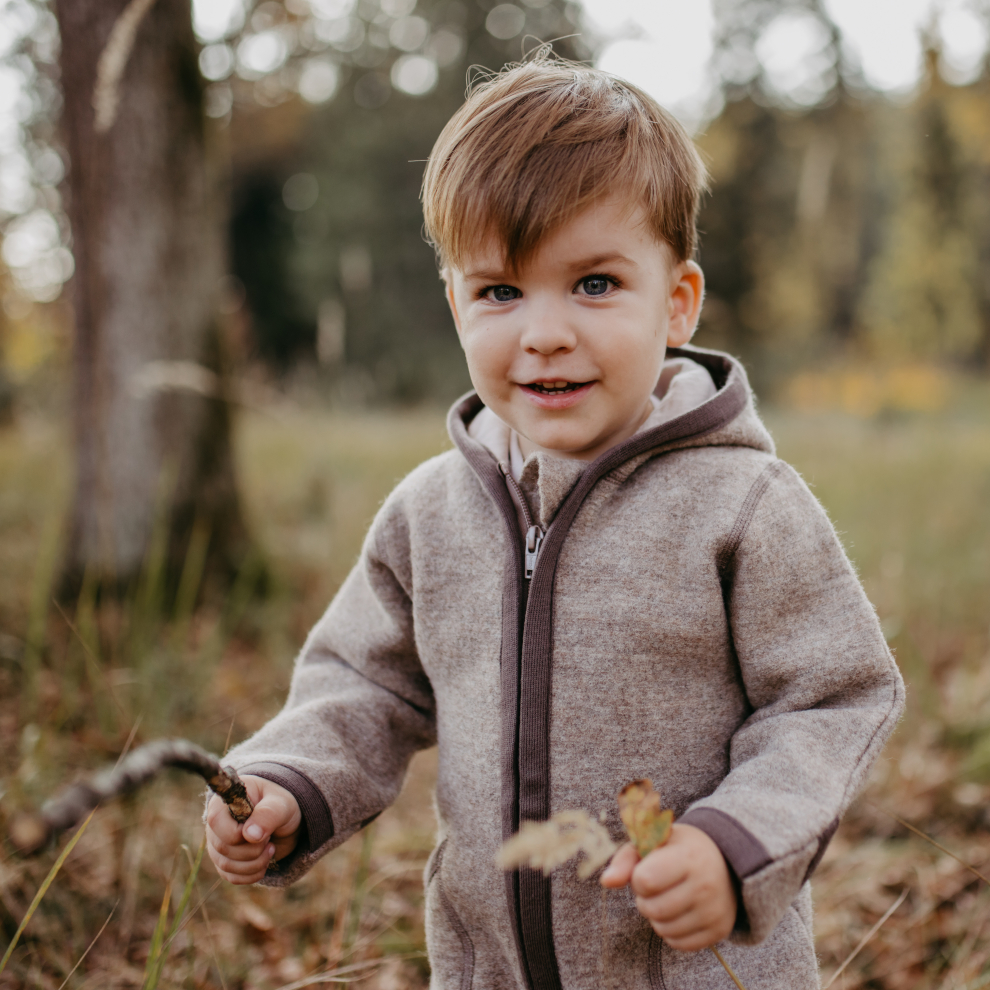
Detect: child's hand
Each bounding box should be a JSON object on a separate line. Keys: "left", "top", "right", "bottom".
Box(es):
{"left": 206, "top": 776, "right": 302, "bottom": 885}
{"left": 600, "top": 823, "right": 736, "bottom": 951}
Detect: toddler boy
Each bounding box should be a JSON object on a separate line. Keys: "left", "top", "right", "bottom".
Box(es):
{"left": 207, "top": 59, "right": 904, "bottom": 989}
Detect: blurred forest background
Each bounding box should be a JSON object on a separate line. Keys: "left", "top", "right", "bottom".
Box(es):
{"left": 1, "top": 0, "right": 990, "bottom": 987}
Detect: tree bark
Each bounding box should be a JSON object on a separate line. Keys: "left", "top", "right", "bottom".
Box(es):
{"left": 55, "top": 0, "right": 250, "bottom": 595}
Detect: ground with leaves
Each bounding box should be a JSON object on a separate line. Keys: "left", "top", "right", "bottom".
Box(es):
{"left": 1, "top": 382, "right": 989, "bottom": 988}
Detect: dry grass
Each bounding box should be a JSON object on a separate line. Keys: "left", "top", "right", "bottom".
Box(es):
{"left": 0, "top": 383, "right": 988, "bottom": 988}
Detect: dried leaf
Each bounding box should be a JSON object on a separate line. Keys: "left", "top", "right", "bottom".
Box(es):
{"left": 497, "top": 810, "right": 619, "bottom": 879}
{"left": 617, "top": 779, "right": 673, "bottom": 858}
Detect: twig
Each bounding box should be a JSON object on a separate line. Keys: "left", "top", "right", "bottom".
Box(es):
{"left": 0, "top": 809, "right": 97, "bottom": 974}
{"left": 874, "top": 805, "right": 990, "bottom": 886}
{"left": 9, "top": 739, "right": 253, "bottom": 854}
{"left": 56, "top": 899, "right": 118, "bottom": 990}
{"left": 711, "top": 946, "right": 747, "bottom": 990}
{"left": 823, "top": 888, "right": 909, "bottom": 989}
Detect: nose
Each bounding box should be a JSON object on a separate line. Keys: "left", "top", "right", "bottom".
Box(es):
{"left": 518, "top": 295, "right": 577, "bottom": 355}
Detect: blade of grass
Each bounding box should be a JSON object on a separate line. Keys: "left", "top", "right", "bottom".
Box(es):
{"left": 158, "top": 837, "right": 206, "bottom": 958}
{"left": 343, "top": 826, "right": 375, "bottom": 958}
{"left": 194, "top": 890, "right": 228, "bottom": 990}
{"left": 0, "top": 808, "right": 97, "bottom": 975}
{"left": 21, "top": 510, "right": 61, "bottom": 716}
{"left": 141, "top": 859, "right": 175, "bottom": 990}
{"left": 874, "top": 805, "right": 990, "bottom": 886}
{"left": 115, "top": 715, "right": 143, "bottom": 767}
{"left": 166, "top": 877, "right": 224, "bottom": 946}
{"left": 222, "top": 716, "right": 235, "bottom": 757}
{"left": 326, "top": 847, "right": 360, "bottom": 969}
{"left": 53, "top": 599, "right": 127, "bottom": 721}
{"left": 173, "top": 516, "right": 210, "bottom": 633}
{"left": 711, "top": 946, "right": 748, "bottom": 990}
{"left": 56, "top": 899, "right": 118, "bottom": 990}
{"left": 823, "top": 888, "right": 909, "bottom": 989}
{"left": 202, "top": 690, "right": 272, "bottom": 733}
{"left": 270, "top": 952, "right": 427, "bottom": 990}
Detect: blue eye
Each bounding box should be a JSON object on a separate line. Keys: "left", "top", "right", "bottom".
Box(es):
{"left": 485, "top": 285, "right": 521, "bottom": 302}
{"left": 580, "top": 276, "right": 611, "bottom": 296}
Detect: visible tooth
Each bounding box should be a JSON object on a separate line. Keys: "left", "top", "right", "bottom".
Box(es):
{"left": 554, "top": 381, "right": 567, "bottom": 388}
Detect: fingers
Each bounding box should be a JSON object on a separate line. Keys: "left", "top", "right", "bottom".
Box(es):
{"left": 650, "top": 902, "right": 736, "bottom": 952}
{"left": 205, "top": 776, "right": 302, "bottom": 885}
{"left": 600, "top": 843, "right": 638, "bottom": 888}
{"left": 638, "top": 885, "right": 735, "bottom": 950}
{"left": 205, "top": 793, "right": 243, "bottom": 844}
{"left": 628, "top": 824, "right": 737, "bottom": 951}
{"left": 208, "top": 832, "right": 276, "bottom": 885}
{"left": 631, "top": 849, "right": 689, "bottom": 899}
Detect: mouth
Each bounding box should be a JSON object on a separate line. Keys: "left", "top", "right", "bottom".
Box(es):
{"left": 523, "top": 380, "right": 592, "bottom": 396}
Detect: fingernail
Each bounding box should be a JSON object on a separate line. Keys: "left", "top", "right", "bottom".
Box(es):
{"left": 245, "top": 824, "right": 263, "bottom": 841}
{"left": 267, "top": 844, "right": 275, "bottom": 858}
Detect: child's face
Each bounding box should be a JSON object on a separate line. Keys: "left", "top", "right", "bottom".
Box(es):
{"left": 445, "top": 195, "right": 705, "bottom": 461}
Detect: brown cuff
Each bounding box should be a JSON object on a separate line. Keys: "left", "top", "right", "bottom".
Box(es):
{"left": 236, "top": 762, "right": 334, "bottom": 859}
{"left": 679, "top": 806, "right": 772, "bottom": 880}
{"left": 679, "top": 806, "right": 772, "bottom": 934}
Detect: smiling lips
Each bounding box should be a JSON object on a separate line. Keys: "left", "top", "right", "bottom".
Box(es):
{"left": 525, "top": 381, "right": 591, "bottom": 395}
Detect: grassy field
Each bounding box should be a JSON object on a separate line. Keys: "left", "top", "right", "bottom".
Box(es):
{"left": 1, "top": 388, "right": 989, "bottom": 988}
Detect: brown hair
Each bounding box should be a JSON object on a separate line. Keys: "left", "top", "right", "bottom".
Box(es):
{"left": 422, "top": 56, "right": 709, "bottom": 271}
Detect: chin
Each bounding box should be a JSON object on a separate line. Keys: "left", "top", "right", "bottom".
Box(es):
{"left": 529, "top": 431, "right": 598, "bottom": 456}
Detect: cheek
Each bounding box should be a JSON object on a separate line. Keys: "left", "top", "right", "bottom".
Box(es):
{"left": 461, "top": 319, "right": 513, "bottom": 380}
{"left": 599, "top": 326, "right": 665, "bottom": 386}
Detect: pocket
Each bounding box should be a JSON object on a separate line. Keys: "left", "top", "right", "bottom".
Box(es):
{"left": 425, "top": 839, "right": 475, "bottom": 990}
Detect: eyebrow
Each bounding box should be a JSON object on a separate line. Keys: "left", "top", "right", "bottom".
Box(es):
{"left": 463, "top": 268, "right": 509, "bottom": 282}
{"left": 462, "top": 253, "right": 639, "bottom": 282}
{"left": 566, "top": 252, "right": 638, "bottom": 271}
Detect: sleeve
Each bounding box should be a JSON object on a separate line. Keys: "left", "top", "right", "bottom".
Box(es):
{"left": 679, "top": 461, "right": 905, "bottom": 944}
{"left": 223, "top": 493, "right": 436, "bottom": 886}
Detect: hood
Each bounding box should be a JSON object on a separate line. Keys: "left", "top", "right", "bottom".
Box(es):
{"left": 448, "top": 346, "right": 775, "bottom": 527}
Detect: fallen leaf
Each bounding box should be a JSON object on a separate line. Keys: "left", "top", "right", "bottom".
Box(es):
{"left": 617, "top": 779, "right": 673, "bottom": 858}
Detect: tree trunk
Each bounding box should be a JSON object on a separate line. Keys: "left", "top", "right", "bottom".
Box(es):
{"left": 55, "top": 0, "right": 250, "bottom": 596}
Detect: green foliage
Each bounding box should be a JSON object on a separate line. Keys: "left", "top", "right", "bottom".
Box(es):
{"left": 221, "top": 1, "right": 990, "bottom": 393}
{"left": 141, "top": 839, "right": 206, "bottom": 990}
{"left": 228, "top": 0, "right": 593, "bottom": 400}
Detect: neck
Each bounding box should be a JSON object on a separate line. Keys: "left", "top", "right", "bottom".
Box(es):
{"left": 516, "top": 397, "right": 656, "bottom": 462}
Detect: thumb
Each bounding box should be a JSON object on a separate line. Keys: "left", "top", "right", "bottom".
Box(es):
{"left": 601, "top": 842, "right": 639, "bottom": 888}
{"left": 240, "top": 792, "right": 297, "bottom": 845}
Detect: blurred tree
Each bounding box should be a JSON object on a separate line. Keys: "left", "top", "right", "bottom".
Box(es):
{"left": 219, "top": 0, "right": 593, "bottom": 397}
{"left": 54, "top": 0, "right": 250, "bottom": 595}
{"left": 698, "top": 0, "right": 990, "bottom": 379}
{"left": 696, "top": 0, "right": 877, "bottom": 383}
{"left": 861, "top": 43, "right": 988, "bottom": 365}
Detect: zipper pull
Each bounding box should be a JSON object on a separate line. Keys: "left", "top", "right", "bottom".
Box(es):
{"left": 524, "top": 525, "right": 543, "bottom": 580}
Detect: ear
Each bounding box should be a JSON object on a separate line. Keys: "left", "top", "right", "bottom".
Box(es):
{"left": 667, "top": 260, "right": 705, "bottom": 348}
{"left": 443, "top": 269, "right": 465, "bottom": 341}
